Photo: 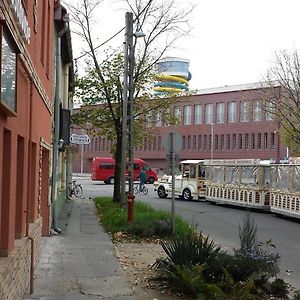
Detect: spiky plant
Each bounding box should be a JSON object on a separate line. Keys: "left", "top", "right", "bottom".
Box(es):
{"left": 239, "top": 211, "right": 257, "bottom": 254}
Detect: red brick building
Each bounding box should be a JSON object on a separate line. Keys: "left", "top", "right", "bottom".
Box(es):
{"left": 73, "top": 83, "right": 288, "bottom": 174}
{"left": 0, "top": 1, "right": 73, "bottom": 299}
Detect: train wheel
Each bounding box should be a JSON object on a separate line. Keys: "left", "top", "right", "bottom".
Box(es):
{"left": 182, "top": 188, "right": 192, "bottom": 201}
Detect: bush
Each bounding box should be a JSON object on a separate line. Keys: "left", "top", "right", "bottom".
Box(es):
{"left": 293, "top": 290, "right": 300, "bottom": 300}
{"left": 270, "top": 278, "right": 289, "bottom": 299}
{"left": 230, "top": 211, "right": 280, "bottom": 283}
{"left": 94, "top": 197, "right": 193, "bottom": 239}
{"left": 154, "top": 231, "right": 228, "bottom": 283}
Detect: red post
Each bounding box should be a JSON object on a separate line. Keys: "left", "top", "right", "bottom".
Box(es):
{"left": 127, "top": 192, "right": 135, "bottom": 223}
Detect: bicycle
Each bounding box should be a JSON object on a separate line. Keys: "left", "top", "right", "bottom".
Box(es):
{"left": 133, "top": 182, "right": 148, "bottom": 195}
{"left": 69, "top": 180, "right": 83, "bottom": 198}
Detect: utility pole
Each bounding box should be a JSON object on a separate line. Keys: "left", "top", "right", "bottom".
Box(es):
{"left": 120, "top": 12, "right": 132, "bottom": 203}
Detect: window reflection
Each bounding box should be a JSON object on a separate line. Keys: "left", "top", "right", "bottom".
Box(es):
{"left": 1, "top": 33, "right": 16, "bottom": 111}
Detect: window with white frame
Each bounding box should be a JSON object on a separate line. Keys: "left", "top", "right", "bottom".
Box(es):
{"left": 205, "top": 103, "right": 213, "bottom": 124}
{"left": 253, "top": 100, "right": 262, "bottom": 121}
{"left": 240, "top": 101, "right": 249, "bottom": 122}
{"left": 216, "top": 102, "right": 224, "bottom": 123}
{"left": 266, "top": 101, "right": 274, "bottom": 121}
{"left": 174, "top": 106, "right": 181, "bottom": 124}
{"left": 228, "top": 101, "right": 237, "bottom": 123}
{"left": 194, "top": 104, "right": 202, "bottom": 124}
{"left": 183, "top": 105, "right": 191, "bottom": 125}
{"left": 155, "top": 111, "right": 161, "bottom": 127}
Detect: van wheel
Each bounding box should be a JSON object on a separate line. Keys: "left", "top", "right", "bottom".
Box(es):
{"left": 148, "top": 177, "right": 155, "bottom": 184}
{"left": 182, "top": 188, "right": 192, "bottom": 201}
{"left": 157, "top": 186, "right": 167, "bottom": 198}
{"left": 108, "top": 177, "right": 114, "bottom": 184}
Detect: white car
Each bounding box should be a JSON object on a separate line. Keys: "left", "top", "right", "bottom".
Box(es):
{"left": 153, "top": 174, "right": 173, "bottom": 198}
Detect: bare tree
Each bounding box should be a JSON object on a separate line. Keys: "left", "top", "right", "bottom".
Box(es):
{"left": 261, "top": 50, "right": 300, "bottom": 155}
{"left": 66, "top": 0, "right": 194, "bottom": 202}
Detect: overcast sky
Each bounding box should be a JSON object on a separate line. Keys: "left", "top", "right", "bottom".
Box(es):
{"left": 65, "top": 0, "right": 300, "bottom": 90}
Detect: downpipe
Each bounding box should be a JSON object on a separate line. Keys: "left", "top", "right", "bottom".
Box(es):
{"left": 50, "top": 16, "right": 69, "bottom": 234}
{"left": 28, "top": 236, "right": 34, "bottom": 294}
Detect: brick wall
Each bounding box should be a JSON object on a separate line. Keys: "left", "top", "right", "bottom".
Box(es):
{"left": 0, "top": 218, "right": 42, "bottom": 300}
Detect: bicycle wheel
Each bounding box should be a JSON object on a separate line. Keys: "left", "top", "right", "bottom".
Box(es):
{"left": 74, "top": 185, "right": 83, "bottom": 198}
{"left": 133, "top": 186, "right": 139, "bottom": 194}
{"left": 142, "top": 186, "right": 148, "bottom": 195}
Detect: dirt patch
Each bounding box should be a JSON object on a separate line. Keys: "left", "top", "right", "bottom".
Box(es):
{"left": 115, "top": 241, "right": 192, "bottom": 300}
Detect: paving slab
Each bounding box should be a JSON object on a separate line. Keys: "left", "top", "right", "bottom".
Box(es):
{"left": 24, "top": 198, "right": 134, "bottom": 300}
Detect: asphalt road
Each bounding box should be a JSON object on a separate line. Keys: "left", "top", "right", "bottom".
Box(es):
{"left": 75, "top": 175, "right": 300, "bottom": 289}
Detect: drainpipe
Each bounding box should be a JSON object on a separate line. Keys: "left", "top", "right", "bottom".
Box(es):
{"left": 50, "top": 17, "right": 69, "bottom": 234}
{"left": 25, "top": 79, "right": 34, "bottom": 294}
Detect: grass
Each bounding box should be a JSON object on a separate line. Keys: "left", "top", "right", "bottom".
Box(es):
{"left": 94, "top": 196, "right": 193, "bottom": 240}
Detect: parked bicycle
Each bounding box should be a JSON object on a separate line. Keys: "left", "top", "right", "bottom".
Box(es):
{"left": 133, "top": 182, "right": 148, "bottom": 195}
{"left": 69, "top": 180, "right": 83, "bottom": 198}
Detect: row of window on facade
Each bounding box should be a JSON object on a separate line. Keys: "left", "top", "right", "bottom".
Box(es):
{"left": 150, "top": 101, "right": 273, "bottom": 127}
{"left": 1, "top": 4, "right": 51, "bottom": 115}
{"left": 84, "top": 132, "right": 278, "bottom": 153}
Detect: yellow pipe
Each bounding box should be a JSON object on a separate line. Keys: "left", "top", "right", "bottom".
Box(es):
{"left": 155, "top": 74, "right": 189, "bottom": 85}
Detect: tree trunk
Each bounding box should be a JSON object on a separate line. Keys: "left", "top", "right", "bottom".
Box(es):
{"left": 113, "top": 133, "right": 122, "bottom": 203}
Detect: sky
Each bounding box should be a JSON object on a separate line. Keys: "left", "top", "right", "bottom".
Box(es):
{"left": 64, "top": 0, "right": 300, "bottom": 90}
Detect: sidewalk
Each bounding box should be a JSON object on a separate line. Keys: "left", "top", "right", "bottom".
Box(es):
{"left": 24, "top": 197, "right": 134, "bottom": 300}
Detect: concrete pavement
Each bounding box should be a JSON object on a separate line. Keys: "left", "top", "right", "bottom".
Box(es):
{"left": 24, "top": 197, "right": 134, "bottom": 300}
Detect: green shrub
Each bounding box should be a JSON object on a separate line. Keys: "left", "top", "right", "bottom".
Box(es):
{"left": 154, "top": 231, "right": 228, "bottom": 283}
{"left": 270, "top": 278, "right": 289, "bottom": 299}
{"left": 293, "top": 290, "right": 300, "bottom": 300}
{"left": 239, "top": 211, "right": 257, "bottom": 254}
{"left": 231, "top": 211, "right": 280, "bottom": 283}
{"left": 94, "top": 197, "right": 193, "bottom": 239}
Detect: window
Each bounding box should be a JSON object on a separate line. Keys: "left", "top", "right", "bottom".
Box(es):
{"left": 264, "top": 133, "right": 268, "bottom": 149}
{"left": 155, "top": 112, "right": 161, "bottom": 127}
{"left": 174, "top": 106, "right": 181, "bottom": 124}
{"left": 228, "top": 101, "right": 237, "bottom": 123}
{"left": 204, "top": 135, "right": 207, "bottom": 150}
{"left": 194, "top": 104, "right": 202, "bottom": 124}
{"left": 239, "top": 134, "right": 243, "bottom": 149}
{"left": 187, "top": 135, "right": 191, "bottom": 150}
{"left": 266, "top": 101, "right": 274, "bottom": 121}
{"left": 215, "top": 135, "right": 219, "bottom": 150}
{"left": 257, "top": 133, "right": 262, "bottom": 149}
{"left": 216, "top": 103, "right": 224, "bottom": 123}
{"left": 183, "top": 105, "right": 191, "bottom": 125}
{"left": 253, "top": 100, "right": 262, "bottom": 121}
{"left": 1, "top": 31, "right": 17, "bottom": 113}
{"left": 226, "top": 134, "right": 230, "bottom": 149}
{"left": 197, "top": 135, "right": 202, "bottom": 150}
{"left": 271, "top": 132, "right": 275, "bottom": 149}
{"left": 232, "top": 134, "right": 236, "bottom": 149}
{"left": 182, "top": 136, "right": 186, "bottom": 150}
{"left": 192, "top": 135, "right": 196, "bottom": 150}
{"left": 245, "top": 134, "right": 249, "bottom": 149}
{"left": 221, "top": 134, "right": 224, "bottom": 150}
{"left": 205, "top": 104, "right": 213, "bottom": 124}
{"left": 240, "top": 101, "right": 249, "bottom": 122}
{"left": 252, "top": 133, "right": 255, "bottom": 149}
{"left": 158, "top": 136, "right": 161, "bottom": 150}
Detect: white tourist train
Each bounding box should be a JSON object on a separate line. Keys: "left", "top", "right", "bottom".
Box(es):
{"left": 154, "top": 158, "right": 300, "bottom": 219}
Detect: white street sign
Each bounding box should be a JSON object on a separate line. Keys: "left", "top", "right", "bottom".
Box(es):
{"left": 70, "top": 133, "right": 91, "bottom": 145}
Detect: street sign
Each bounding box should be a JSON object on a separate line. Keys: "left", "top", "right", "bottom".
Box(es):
{"left": 70, "top": 133, "right": 91, "bottom": 145}
{"left": 163, "top": 132, "right": 182, "bottom": 153}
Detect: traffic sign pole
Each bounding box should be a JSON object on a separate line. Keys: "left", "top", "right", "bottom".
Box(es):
{"left": 170, "top": 132, "right": 176, "bottom": 236}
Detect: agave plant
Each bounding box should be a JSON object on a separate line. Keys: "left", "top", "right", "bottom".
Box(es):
{"left": 153, "top": 231, "right": 225, "bottom": 282}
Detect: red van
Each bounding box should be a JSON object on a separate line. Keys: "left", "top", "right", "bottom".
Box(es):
{"left": 91, "top": 157, "right": 158, "bottom": 184}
